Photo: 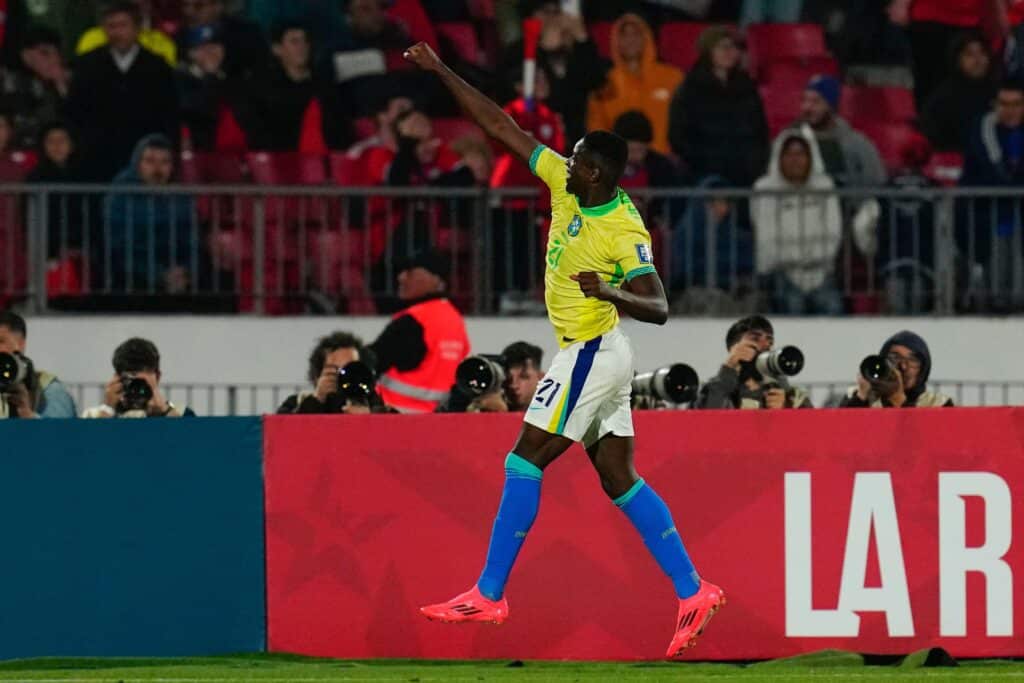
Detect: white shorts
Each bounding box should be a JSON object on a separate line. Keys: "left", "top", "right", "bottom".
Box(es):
{"left": 523, "top": 326, "right": 635, "bottom": 448}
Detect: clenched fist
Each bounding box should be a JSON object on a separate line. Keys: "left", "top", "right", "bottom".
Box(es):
{"left": 403, "top": 42, "right": 443, "bottom": 72}
{"left": 570, "top": 271, "right": 615, "bottom": 300}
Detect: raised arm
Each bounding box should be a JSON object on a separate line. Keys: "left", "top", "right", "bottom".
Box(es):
{"left": 404, "top": 42, "right": 537, "bottom": 165}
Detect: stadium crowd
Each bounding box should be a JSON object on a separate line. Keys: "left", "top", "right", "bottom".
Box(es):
{"left": 0, "top": 0, "right": 1021, "bottom": 316}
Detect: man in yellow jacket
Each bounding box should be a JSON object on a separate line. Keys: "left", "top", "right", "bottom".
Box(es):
{"left": 76, "top": 0, "right": 177, "bottom": 66}
{"left": 586, "top": 13, "right": 682, "bottom": 156}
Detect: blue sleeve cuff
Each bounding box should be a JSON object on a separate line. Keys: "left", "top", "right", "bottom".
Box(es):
{"left": 528, "top": 144, "right": 546, "bottom": 176}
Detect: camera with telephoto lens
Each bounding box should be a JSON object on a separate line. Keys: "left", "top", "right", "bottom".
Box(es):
{"left": 0, "top": 351, "right": 31, "bottom": 393}
{"left": 856, "top": 356, "right": 897, "bottom": 387}
{"left": 631, "top": 363, "right": 700, "bottom": 404}
{"left": 455, "top": 354, "right": 506, "bottom": 397}
{"left": 336, "top": 360, "right": 377, "bottom": 406}
{"left": 120, "top": 374, "right": 154, "bottom": 412}
{"left": 754, "top": 346, "right": 804, "bottom": 382}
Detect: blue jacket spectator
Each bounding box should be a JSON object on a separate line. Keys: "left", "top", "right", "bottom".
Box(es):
{"left": 104, "top": 135, "right": 196, "bottom": 293}
{"left": 672, "top": 175, "right": 754, "bottom": 294}
{"left": 958, "top": 80, "right": 1024, "bottom": 310}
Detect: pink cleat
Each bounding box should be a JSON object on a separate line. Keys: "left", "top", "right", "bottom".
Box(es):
{"left": 419, "top": 585, "right": 509, "bottom": 625}
{"left": 665, "top": 580, "right": 726, "bottom": 658}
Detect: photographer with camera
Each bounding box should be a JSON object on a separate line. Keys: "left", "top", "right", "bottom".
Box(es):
{"left": 696, "top": 315, "right": 812, "bottom": 410}
{"left": 81, "top": 338, "right": 194, "bottom": 418}
{"left": 0, "top": 311, "right": 77, "bottom": 419}
{"left": 441, "top": 341, "right": 544, "bottom": 413}
{"left": 841, "top": 330, "right": 954, "bottom": 408}
{"left": 277, "top": 331, "right": 387, "bottom": 414}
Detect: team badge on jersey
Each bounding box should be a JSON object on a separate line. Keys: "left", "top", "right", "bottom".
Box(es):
{"left": 567, "top": 214, "right": 582, "bottom": 237}
{"left": 636, "top": 243, "right": 653, "bottom": 264}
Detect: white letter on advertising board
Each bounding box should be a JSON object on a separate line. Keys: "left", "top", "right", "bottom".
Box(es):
{"left": 784, "top": 472, "right": 859, "bottom": 636}
{"left": 836, "top": 473, "right": 915, "bottom": 637}
{"left": 939, "top": 473, "right": 1013, "bottom": 637}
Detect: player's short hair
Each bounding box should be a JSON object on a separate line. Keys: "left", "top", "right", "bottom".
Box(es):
{"left": 101, "top": 1, "right": 143, "bottom": 25}
{"left": 725, "top": 315, "right": 773, "bottom": 349}
{"left": 580, "top": 130, "right": 628, "bottom": 186}
{"left": 307, "top": 331, "right": 367, "bottom": 385}
{"left": 113, "top": 337, "right": 160, "bottom": 374}
{"left": 501, "top": 341, "right": 543, "bottom": 370}
{"left": 0, "top": 311, "right": 27, "bottom": 337}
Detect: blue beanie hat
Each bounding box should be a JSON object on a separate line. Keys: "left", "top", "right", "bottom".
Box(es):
{"left": 806, "top": 74, "right": 840, "bottom": 110}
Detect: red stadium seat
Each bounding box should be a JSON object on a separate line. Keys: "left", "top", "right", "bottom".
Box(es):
{"left": 590, "top": 21, "right": 613, "bottom": 59}
{"left": 387, "top": 0, "right": 439, "bottom": 48}
{"left": 746, "top": 23, "right": 829, "bottom": 78}
{"left": 657, "top": 22, "right": 714, "bottom": 71}
{"left": 329, "top": 152, "right": 366, "bottom": 186}
{"left": 923, "top": 151, "right": 964, "bottom": 186}
{"left": 467, "top": 0, "right": 495, "bottom": 19}
{"left": 353, "top": 118, "right": 376, "bottom": 141}
{"left": 840, "top": 86, "right": 916, "bottom": 126}
{"left": 432, "top": 117, "right": 485, "bottom": 143}
{"left": 0, "top": 152, "right": 37, "bottom": 181}
{"left": 179, "top": 151, "right": 247, "bottom": 184}
{"left": 437, "top": 22, "right": 481, "bottom": 65}
{"left": 759, "top": 56, "right": 838, "bottom": 86}
{"left": 859, "top": 123, "right": 923, "bottom": 172}
{"left": 759, "top": 84, "right": 801, "bottom": 135}
{"left": 246, "top": 152, "right": 326, "bottom": 186}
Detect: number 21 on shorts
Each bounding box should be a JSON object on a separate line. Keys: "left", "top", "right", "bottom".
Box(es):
{"left": 534, "top": 378, "right": 563, "bottom": 408}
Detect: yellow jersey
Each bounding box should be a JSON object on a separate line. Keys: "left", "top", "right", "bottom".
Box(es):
{"left": 529, "top": 144, "right": 657, "bottom": 348}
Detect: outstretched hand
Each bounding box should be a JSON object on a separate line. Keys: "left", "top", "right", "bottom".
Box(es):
{"left": 570, "top": 271, "right": 615, "bottom": 301}
{"left": 403, "top": 42, "right": 443, "bottom": 72}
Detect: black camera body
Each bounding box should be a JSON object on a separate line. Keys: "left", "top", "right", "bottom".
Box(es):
{"left": 455, "top": 354, "right": 506, "bottom": 397}
{"left": 119, "top": 374, "right": 154, "bottom": 412}
{"left": 335, "top": 360, "right": 377, "bottom": 407}
{"left": 0, "top": 351, "right": 31, "bottom": 393}
{"left": 631, "top": 363, "right": 700, "bottom": 404}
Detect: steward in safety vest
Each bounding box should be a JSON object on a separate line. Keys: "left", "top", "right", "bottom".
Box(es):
{"left": 371, "top": 250, "right": 470, "bottom": 413}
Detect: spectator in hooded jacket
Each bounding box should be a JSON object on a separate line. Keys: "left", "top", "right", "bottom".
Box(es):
{"left": 920, "top": 33, "right": 997, "bottom": 153}
{"left": 840, "top": 330, "right": 954, "bottom": 407}
{"left": 103, "top": 134, "right": 197, "bottom": 294}
{"left": 752, "top": 126, "right": 844, "bottom": 315}
{"left": 668, "top": 25, "right": 769, "bottom": 187}
{"left": 586, "top": 13, "right": 683, "bottom": 155}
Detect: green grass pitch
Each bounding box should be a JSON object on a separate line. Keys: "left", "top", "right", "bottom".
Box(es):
{"left": 0, "top": 652, "right": 1021, "bottom": 683}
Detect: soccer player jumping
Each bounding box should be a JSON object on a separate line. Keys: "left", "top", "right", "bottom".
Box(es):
{"left": 406, "top": 42, "right": 724, "bottom": 658}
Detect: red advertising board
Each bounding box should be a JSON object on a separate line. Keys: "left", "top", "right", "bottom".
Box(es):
{"left": 264, "top": 409, "right": 1024, "bottom": 660}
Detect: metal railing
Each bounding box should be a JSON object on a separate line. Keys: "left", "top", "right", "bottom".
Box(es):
{"left": 63, "top": 379, "right": 1024, "bottom": 416}
{"left": 2, "top": 184, "right": 1024, "bottom": 315}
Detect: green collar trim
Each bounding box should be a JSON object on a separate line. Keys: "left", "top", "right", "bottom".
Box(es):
{"left": 578, "top": 190, "right": 622, "bottom": 217}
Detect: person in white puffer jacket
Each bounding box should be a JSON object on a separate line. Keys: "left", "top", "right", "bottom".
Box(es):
{"left": 752, "top": 124, "right": 844, "bottom": 314}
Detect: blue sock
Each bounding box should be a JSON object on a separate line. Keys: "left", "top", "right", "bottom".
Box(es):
{"left": 477, "top": 453, "right": 543, "bottom": 600}
{"left": 615, "top": 479, "right": 700, "bottom": 599}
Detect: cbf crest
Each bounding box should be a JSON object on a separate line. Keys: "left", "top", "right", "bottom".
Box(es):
{"left": 567, "top": 214, "right": 582, "bottom": 237}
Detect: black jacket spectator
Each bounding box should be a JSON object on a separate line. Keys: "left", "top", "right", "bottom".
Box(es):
{"left": 64, "top": 46, "right": 177, "bottom": 180}
{"left": 246, "top": 25, "right": 350, "bottom": 150}
{"left": 920, "top": 34, "right": 997, "bottom": 153}
{"left": 668, "top": 27, "right": 769, "bottom": 186}
{"left": 175, "top": 10, "right": 269, "bottom": 80}
{"left": 176, "top": 28, "right": 252, "bottom": 151}
{"left": 0, "top": 26, "right": 71, "bottom": 149}
{"left": 26, "top": 122, "right": 87, "bottom": 257}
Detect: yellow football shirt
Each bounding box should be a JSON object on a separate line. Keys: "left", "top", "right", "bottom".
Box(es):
{"left": 529, "top": 145, "right": 657, "bottom": 347}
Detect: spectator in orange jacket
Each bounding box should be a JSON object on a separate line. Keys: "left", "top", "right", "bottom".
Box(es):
{"left": 586, "top": 13, "right": 682, "bottom": 155}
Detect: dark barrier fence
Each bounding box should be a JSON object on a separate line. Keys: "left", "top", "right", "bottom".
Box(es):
{"left": 3, "top": 185, "right": 1024, "bottom": 316}
{"left": 0, "top": 417, "right": 265, "bottom": 658}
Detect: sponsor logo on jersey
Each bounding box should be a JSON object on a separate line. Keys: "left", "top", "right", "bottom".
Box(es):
{"left": 636, "top": 243, "right": 653, "bottom": 264}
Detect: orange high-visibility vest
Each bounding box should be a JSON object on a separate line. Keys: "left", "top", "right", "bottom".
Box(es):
{"left": 378, "top": 298, "right": 470, "bottom": 413}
